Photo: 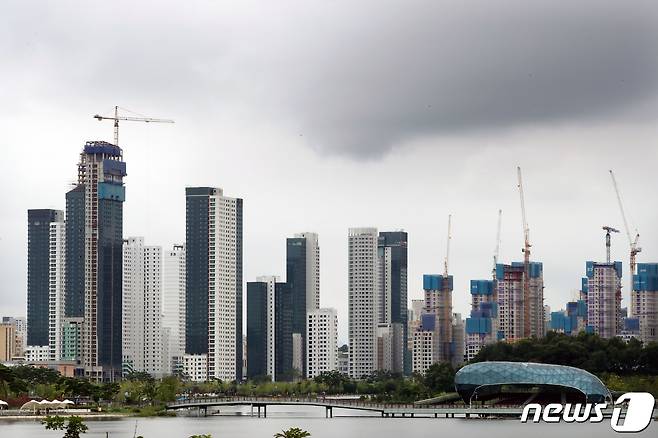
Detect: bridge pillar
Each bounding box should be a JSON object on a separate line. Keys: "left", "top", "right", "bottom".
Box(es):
{"left": 264, "top": 405, "right": 267, "bottom": 418}
{"left": 411, "top": 413, "right": 414, "bottom": 418}
{"left": 257, "top": 405, "right": 261, "bottom": 418}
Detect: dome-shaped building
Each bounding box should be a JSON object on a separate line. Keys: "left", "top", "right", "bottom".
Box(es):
{"left": 455, "top": 361, "right": 611, "bottom": 405}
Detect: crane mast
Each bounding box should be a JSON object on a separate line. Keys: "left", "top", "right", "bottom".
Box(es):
{"left": 517, "top": 167, "right": 531, "bottom": 338}
{"left": 610, "top": 170, "right": 642, "bottom": 316}
{"left": 602, "top": 226, "right": 620, "bottom": 264}
{"left": 93, "top": 105, "right": 174, "bottom": 146}
{"left": 444, "top": 214, "right": 452, "bottom": 277}
{"left": 493, "top": 209, "right": 502, "bottom": 281}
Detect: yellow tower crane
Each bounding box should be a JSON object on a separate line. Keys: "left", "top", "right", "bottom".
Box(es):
{"left": 93, "top": 106, "right": 174, "bottom": 146}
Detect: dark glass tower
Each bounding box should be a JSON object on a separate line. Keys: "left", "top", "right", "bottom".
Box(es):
{"left": 27, "top": 209, "right": 63, "bottom": 346}
{"left": 65, "top": 185, "right": 85, "bottom": 318}
{"left": 274, "top": 282, "right": 293, "bottom": 381}
{"left": 185, "top": 187, "right": 212, "bottom": 355}
{"left": 246, "top": 282, "right": 267, "bottom": 380}
{"left": 286, "top": 238, "right": 307, "bottom": 337}
{"left": 378, "top": 231, "right": 408, "bottom": 374}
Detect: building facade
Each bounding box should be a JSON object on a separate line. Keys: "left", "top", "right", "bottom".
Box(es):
{"left": 163, "top": 244, "right": 186, "bottom": 374}
{"left": 0, "top": 323, "right": 16, "bottom": 361}
{"left": 122, "top": 237, "right": 163, "bottom": 377}
{"left": 48, "top": 221, "right": 66, "bottom": 361}
{"left": 27, "top": 209, "right": 64, "bottom": 347}
{"left": 465, "top": 280, "right": 498, "bottom": 361}
{"left": 348, "top": 228, "right": 379, "bottom": 379}
{"left": 306, "top": 308, "right": 338, "bottom": 379}
{"left": 377, "top": 231, "right": 407, "bottom": 374}
{"left": 286, "top": 232, "right": 320, "bottom": 378}
{"left": 634, "top": 263, "right": 658, "bottom": 343}
{"left": 185, "top": 187, "right": 243, "bottom": 381}
{"left": 495, "top": 262, "right": 544, "bottom": 341}
{"left": 584, "top": 261, "right": 622, "bottom": 339}
{"left": 75, "top": 141, "right": 126, "bottom": 380}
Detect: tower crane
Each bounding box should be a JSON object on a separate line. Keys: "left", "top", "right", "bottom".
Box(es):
{"left": 517, "top": 167, "right": 531, "bottom": 337}
{"left": 493, "top": 209, "right": 502, "bottom": 281}
{"left": 93, "top": 106, "right": 174, "bottom": 146}
{"left": 440, "top": 214, "right": 453, "bottom": 363}
{"left": 610, "top": 170, "right": 642, "bottom": 315}
{"left": 444, "top": 214, "right": 452, "bottom": 278}
{"left": 602, "top": 226, "right": 620, "bottom": 264}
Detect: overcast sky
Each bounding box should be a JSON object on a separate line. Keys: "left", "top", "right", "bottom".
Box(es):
{"left": 1, "top": 0, "right": 657, "bottom": 343}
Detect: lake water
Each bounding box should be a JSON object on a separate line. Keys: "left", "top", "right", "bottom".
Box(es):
{"left": 1, "top": 406, "right": 655, "bottom": 438}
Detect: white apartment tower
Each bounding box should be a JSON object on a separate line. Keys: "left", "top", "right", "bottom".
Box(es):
{"left": 163, "top": 244, "right": 186, "bottom": 374}
{"left": 348, "top": 228, "right": 379, "bottom": 379}
{"left": 258, "top": 275, "right": 278, "bottom": 379}
{"left": 48, "top": 221, "right": 66, "bottom": 361}
{"left": 306, "top": 308, "right": 338, "bottom": 379}
{"left": 122, "top": 237, "right": 163, "bottom": 377}
{"left": 185, "top": 187, "right": 243, "bottom": 382}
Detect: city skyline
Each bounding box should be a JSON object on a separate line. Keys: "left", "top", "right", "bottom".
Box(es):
{"left": 3, "top": 1, "right": 658, "bottom": 347}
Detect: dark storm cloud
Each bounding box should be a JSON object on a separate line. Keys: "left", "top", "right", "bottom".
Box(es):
{"left": 2, "top": 1, "right": 657, "bottom": 158}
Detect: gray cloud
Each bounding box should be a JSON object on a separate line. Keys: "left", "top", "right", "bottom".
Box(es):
{"left": 2, "top": 1, "right": 657, "bottom": 159}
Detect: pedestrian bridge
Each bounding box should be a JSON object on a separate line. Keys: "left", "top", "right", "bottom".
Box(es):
{"left": 166, "top": 396, "right": 526, "bottom": 418}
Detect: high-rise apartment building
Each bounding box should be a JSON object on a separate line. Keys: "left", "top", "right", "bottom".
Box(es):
{"left": 185, "top": 187, "right": 243, "bottom": 381}
{"left": 27, "top": 209, "right": 64, "bottom": 347}
{"left": 122, "top": 237, "right": 163, "bottom": 377}
{"left": 48, "top": 221, "right": 66, "bottom": 361}
{"left": 348, "top": 228, "right": 379, "bottom": 379}
{"left": 306, "top": 308, "right": 338, "bottom": 379}
{"left": 634, "top": 263, "right": 658, "bottom": 343}
{"left": 465, "top": 280, "right": 498, "bottom": 361}
{"left": 163, "top": 244, "right": 186, "bottom": 374}
{"left": 2, "top": 317, "right": 26, "bottom": 357}
{"left": 377, "top": 231, "right": 407, "bottom": 374}
{"left": 286, "top": 232, "right": 320, "bottom": 377}
{"left": 422, "top": 274, "right": 453, "bottom": 363}
{"left": 584, "top": 261, "right": 622, "bottom": 339}
{"left": 411, "top": 314, "right": 436, "bottom": 374}
{"left": 495, "top": 262, "right": 544, "bottom": 341}
{"left": 72, "top": 141, "right": 126, "bottom": 380}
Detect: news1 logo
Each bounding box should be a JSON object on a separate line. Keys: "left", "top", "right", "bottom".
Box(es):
{"left": 520, "top": 392, "right": 655, "bottom": 432}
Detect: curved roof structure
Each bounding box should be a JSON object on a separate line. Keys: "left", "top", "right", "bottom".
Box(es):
{"left": 455, "top": 361, "right": 611, "bottom": 403}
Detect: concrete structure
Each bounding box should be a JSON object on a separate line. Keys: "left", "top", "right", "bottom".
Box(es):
{"left": 411, "top": 316, "right": 435, "bottom": 374}
{"left": 75, "top": 141, "right": 126, "bottom": 380}
{"left": 337, "top": 347, "right": 349, "bottom": 375}
{"left": 286, "top": 232, "right": 320, "bottom": 378}
{"left": 48, "top": 221, "right": 66, "bottom": 361}
{"left": 24, "top": 345, "right": 50, "bottom": 362}
{"left": 61, "top": 317, "right": 83, "bottom": 361}
{"left": 634, "top": 263, "right": 658, "bottom": 343}
{"left": 495, "top": 262, "right": 544, "bottom": 341}
{"left": 182, "top": 354, "right": 208, "bottom": 382}
{"left": 377, "top": 231, "right": 407, "bottom": 374}
{"left": 185, "top": 187, "right": 243, "bottom": 381}
{"left": 348, "top": 228, "right": 379, "bottom": 379}
{"left": 549, "top": 300, "right": 587, "bottom": 335}
{"left": 451, "top": 313, "right": 464, "bottom": 367}
{"left": 64, "top": 185, "right": 85, "bottom": 319}
{"left": 422, "top": 274, "right": 454, "bottom": 363}
{"left": 306, "top": 308, "right": 338, "bottom": 379}
{"left": 163, "top": 244, "right": 186, "bottom": 374}
{"left": 27, "top": 209, "right": 64, "bottom": 347}
{"left": 0, "top": 323, "right": 16, "bottom": 361}
{"left": 2, "top": 317, "right": 26, "bottom": 358}
{"left": 122, "top": 237, "right": 163, "bottom": 377}
{"left": 584, "top": 261, "right": 622, "bottom": 339}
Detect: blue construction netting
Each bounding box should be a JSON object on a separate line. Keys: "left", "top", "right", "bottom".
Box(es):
{"left": 470, "top": 280, "right": 494, "bottom": 295}
{"left": 423, "top": 274, "right": 453, "bottom": 291}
